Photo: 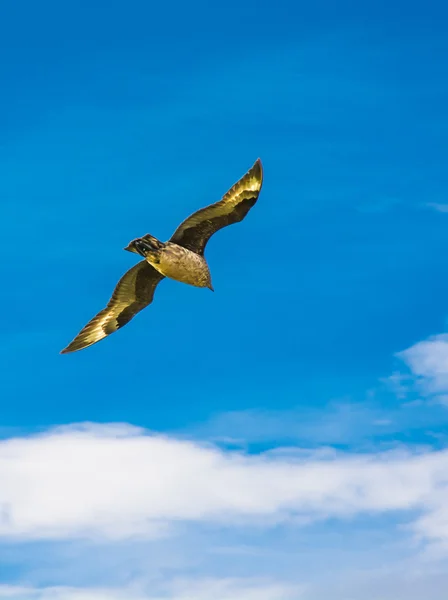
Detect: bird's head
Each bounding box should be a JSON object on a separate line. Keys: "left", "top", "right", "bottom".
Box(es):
{"left": 124, "top": 239, "right": 152, "bottom": 258}
{"left": 124, "top": 234, "right": 162, "bottom": 257}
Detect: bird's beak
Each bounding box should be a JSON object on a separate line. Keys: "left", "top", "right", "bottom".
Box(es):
{"left": 123, "top": 242, "right": 139, "bottom": 254}
{"left": 208, "top": 283, "right": 214, "bottom": 292}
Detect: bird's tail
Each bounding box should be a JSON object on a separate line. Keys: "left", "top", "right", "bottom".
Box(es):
{"left": 124, "top": 234, "right": 164, "bottom": 256}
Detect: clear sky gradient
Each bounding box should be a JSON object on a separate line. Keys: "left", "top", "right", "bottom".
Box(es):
{"left": 1, "top": 1, "right": 448, "bottom": 598}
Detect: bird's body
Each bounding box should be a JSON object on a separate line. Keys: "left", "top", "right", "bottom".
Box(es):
{"left": 61, "top": 158, "right": 263, "bottom": 354}
{"left": 127, "top": 237, "right": 213, "bottom": 289}
{"left": 152, "top": 242, "right": 212, "bottom": 288}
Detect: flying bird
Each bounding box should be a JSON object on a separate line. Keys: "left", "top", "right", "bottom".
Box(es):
{"left": 60, "top": 158, "right": 263, "bottom": 354}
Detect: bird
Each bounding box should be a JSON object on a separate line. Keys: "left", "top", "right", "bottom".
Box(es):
{"left": 60, "top": 158, "right": 263, "bottom": 354}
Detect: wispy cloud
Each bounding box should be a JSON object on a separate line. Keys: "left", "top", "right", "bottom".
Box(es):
{"left": 425, "top": 202, "right": 448, "bottom": 213}
{"left": 191, "top": 396, "right": 448, "bottom": 450}
{"left": 190, "top": 402, "right": 383, "bottom": 446}
{"left": 379, "top": 371, "right": 413, "bottom": 400}
{"left": 0, "top": 579, "right": 301, "bottom": 600}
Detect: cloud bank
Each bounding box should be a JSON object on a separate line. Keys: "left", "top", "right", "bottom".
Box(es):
{"left": 0, "top": 423, "right": 448, "bottom": 546}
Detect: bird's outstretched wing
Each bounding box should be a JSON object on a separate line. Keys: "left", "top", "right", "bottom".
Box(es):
{"left": 60, "top": 261, "right": 164, "bottom": 354}
{"left": 169, "top": 158, "right": 263, "bottom": 255}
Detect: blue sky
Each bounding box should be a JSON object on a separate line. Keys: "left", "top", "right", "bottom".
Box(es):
{"left": 2, "top": 0, "right": 448, "bottom": 598}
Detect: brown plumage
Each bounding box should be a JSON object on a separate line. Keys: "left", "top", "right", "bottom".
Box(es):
{"left": 61, "top": 158, "right": 263, "bottom": 354}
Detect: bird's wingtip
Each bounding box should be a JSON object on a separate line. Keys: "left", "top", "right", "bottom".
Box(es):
{"left": 252, "top": 157, "right": 263, "bottom": 182}
{"left": 253, "top": 157, "right": 262, "bottom": 170}
{"left": 60, "top": 340, "right": 81, "bottom": 354}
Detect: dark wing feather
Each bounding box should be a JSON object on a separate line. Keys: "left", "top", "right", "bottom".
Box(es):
{"left": 169, "top": 158, "right": 263, "bottom": 255}
{"left": 60, "top": 261, "right": 164, "bottom": 354}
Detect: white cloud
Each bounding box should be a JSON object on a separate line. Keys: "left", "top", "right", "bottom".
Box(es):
{"left": 398, "top": 334, "right": 448, "bottom": 398}
{"left": 1, "top": 423, "right": 448, "bottom": 546}
{"left": 0, "top": 579, "right": 301, "bottom": 600}
{"left": 308, "top": 562, "right": 448, "bottom": 600}
{"left": 4, "top": 567, "right": 448, "bottom": 600}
